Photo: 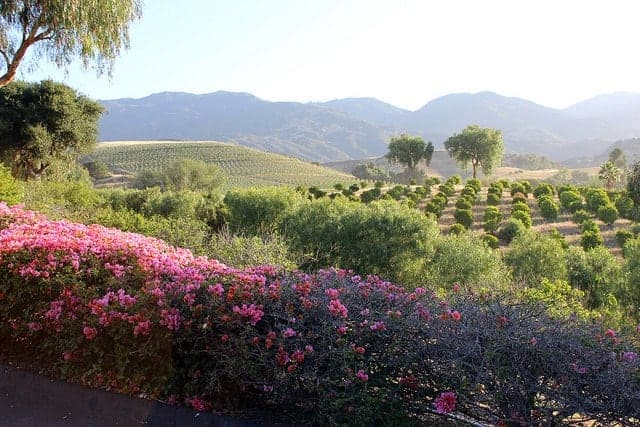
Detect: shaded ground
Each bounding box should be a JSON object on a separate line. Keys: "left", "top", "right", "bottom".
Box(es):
{"left": 0, "top": 364, "right": 263, "bottom": 427}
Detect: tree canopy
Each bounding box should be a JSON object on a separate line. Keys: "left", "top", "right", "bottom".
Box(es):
{"left": 598, "top": 161, "right": 621, "bottom": 190}
{"left": 0, "top": 80, "right": 103, "bottom": 179}
{"left": 627, "top": 160, "right": 640, "bottom": 206}
{"left": 0, "top": 0, "right": 142, "bottom": 87}
{"left": 609, "top": 148, "right": 627, "bottom": 169}
{"left": 386, "top": 134, "right": 434, "bottom": 172}
{"left": 444, "top": 125, "right": 504, "bottom": 178}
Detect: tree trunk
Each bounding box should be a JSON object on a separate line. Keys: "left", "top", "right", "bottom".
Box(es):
{"left": 0, "top": 39, "right": 34, "bottom": 88}
{"left": 472, "top": 163, "right": 478, "bottom": 179}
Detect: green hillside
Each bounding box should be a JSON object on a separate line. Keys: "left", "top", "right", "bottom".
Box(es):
{"left": 84, "top": 141, "right": 358, "bottom": 189}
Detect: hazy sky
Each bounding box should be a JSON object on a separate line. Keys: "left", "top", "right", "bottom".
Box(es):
{"left": 20, "top": 0, "right": 640, "bottom": 110}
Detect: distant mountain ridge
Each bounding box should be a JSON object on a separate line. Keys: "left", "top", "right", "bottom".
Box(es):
{"left": 99, "top": 90, "right": 640, "bottom": 162}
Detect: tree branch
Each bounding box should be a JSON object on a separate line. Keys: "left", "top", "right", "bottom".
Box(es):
{"left": 0, "top": 48, "right": 9, "bottom": 70}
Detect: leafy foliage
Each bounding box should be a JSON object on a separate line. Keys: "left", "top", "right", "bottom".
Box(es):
{"left": 444, "top": 125, "right": 504, "bottom": 178}
{"left": 0, "top": 80, "right": 103, "bottom": 179}
{"left": 386, "top": 134, "right": 434, "bottom": 172}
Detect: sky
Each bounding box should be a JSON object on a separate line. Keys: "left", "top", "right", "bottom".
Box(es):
{"left": 19, "top": 0, "right": 640, "bottom": 111}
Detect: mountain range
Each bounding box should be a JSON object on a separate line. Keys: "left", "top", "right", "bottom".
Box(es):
{"left": 99, "top": 90, "right": 640, "bottom": 163}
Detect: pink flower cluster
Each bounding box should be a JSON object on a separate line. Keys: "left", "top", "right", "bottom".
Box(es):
{"left": 434, "top": 391, "right": 457, "bottom": 414}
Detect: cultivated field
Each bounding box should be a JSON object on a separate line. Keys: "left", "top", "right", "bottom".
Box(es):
{"left": 85, "top": 141, "right": 358, "bottom": 190}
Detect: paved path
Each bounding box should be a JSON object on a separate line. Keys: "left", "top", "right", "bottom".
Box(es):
{"left": 0, "top": 365, "right": 264, "bottom": 427}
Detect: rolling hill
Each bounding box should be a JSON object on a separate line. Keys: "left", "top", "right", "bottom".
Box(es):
{"left": 84, "top": 141, "right": 358, "bottom": 190}
{"left": 98, "top": 90, "right": 640, "bottom": 163}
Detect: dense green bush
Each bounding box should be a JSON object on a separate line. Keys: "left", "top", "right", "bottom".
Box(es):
{"left": 447, "top": 175, "right": 462, "bottom": 185}
{"left": 481, "top": 233, "right": 500, "bottom": 249}
{"left": 615, "top": 195, "right": 634, "bottom": 219}
{"left": 597, "top": 204, "right": 619, "bottom": 225}
{"left": 225, "top": 187, "right": 304, "bottom": 235}
{"left": 573, "top": 209, "right": 591, "bottom": 224}
{"left": 386, "top": 185, "right": 406, "bottom": 200}
{"left": 512, "top": 192, "right": 527, "bottom": 204}
{"left": 483, "top": 206, "right": 502, "bottom": 234}
{"left": 581, "top": 219, "right": 600, "bottom": 234}
{"left": 510, "top": 182, "right": 526, "bottom": 196}
{"left": 511, "top": 201, "right": 530, "bottom": 214}
{"left": 455, "top": 198, "right": 472, "bottom": 210}
{"left": 280, "top": 199, "right": 438, "bottom": 284}
{"left": 460, "top": 186, "right": 476, "bottom": 199}
{"left": 360, "top": 187, "right": 381, "bottom": 203}
{"left": 0, "top": 164, "right": 23, "bottom": 205}
{"left": 506, "top": 232, "right": 567, "bottom": 285}
{"left": 486, "top": 192, "right": 501, "bottom": 206}
{"left": 585, "top": 188, "right": 610, "bottom": 213}
{"left": 421, "top": 234, "right": 510, "bottom": 289}
{"left": 449, "top": 223, "right": 465, "bottom": 236}
{"left": 616, "top": 230, "right": 634, "bottom": 248}
{"left": 533, "top": 183, "right": 554, "bottom": 199}
{"left": 82, "top": 160, "right": 111, "bottom": 179}
{"left": 548, "top": 228, "right": 569, "bottom": 249}
{"left": 539, "top": 197, "right": 560, "bottom": 221}
{"left": 581, "top": 230, "right": 604, "bottom": 251}
{"left": 560, "top": 190, "right": 582, "bottom": 212}
{"left": 566, "top": 246, "right": 624, "bottom": 311}
{"left": 511, "top": 210, "right": 532, "bottom": 228}
{"left": 497, "top": 218, "right": 527, "bottom": 243}
{"left": 454, "top": 208, "right": 473, "bottom": 229}
{"left": 439, "top": 183, "right": 455, "bottom": 197}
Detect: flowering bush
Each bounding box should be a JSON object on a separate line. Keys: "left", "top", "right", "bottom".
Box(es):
{"left": 0, "top": 203, "right": 639, "bottom": 425}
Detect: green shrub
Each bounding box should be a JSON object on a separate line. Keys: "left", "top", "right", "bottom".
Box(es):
{"left": 486, "top": 192, "right": 501, "bottom": 206}
{"left": 581, "top": 230, "right": 604, "bottom": 250}
{"left": 581, "top": 219, "right": 600, "bottom": 234}
{"left": 511, "top": 210, "right": 532, "bottom": 228}
{"left": 455, "top": 198, "right": 472, "bottom": 210}
{"left": 565, "top": 246, "right": 624, "bottom": 310}
{"left": 425, "top": 201, "right": 443, "bottom": 217}
{"left": 460, "top": 186, "right": 476, "bottom": 199}
{"left": 82, "top": 160, "right": 111, "bottom": 179}
{"left": 483, "top": 206, "right": 502, "bottom": 234}
{"left": 449, "top": 223, "right": 465, "bottom": 235}
{"left": 533, "top": 183, "right": 554, "bottom": 199}
{"left": 225, "top": 187, "right": 304, "bottom": 235}
{"left": 454, "top": 208, "right": 473, "bottom": 229}
{"left": 510, "top": 182, "right": 526, "bottom": 196}
{"left": 439, "top": 183, "right": 455, "bottom": 197}
{"left": 585, "top": 188, "right": 610, "bottom": 213}
{"left": 521, "top": 181, "right": 533, "bottom": 194}
{"left": 481, "top": 233, "right": 500, "bottom": 249}
{"left": 386, "top": 185, "right": 405, "bottom": 200}
{"left": 512, "top": 192, "right": 527, "bottom": 204}
{"left": 597, "top": 204, "right": 619, "bottom": 225}
{"left": 511, "top": 201, "right": 530, "bottom": 214}
{"left": 421, "top": 234, "right": 510, "bottom": 288}
{"left": 573, "top": 209, "right": 591, "bottom": 224}
{"left": 466, "top": 178, "right": 481, "bottom": 192}
{"left": 0, "top": 164, "right": 23, "bottom": 205}
{"left": 506, "top": 232, "right": 567, "bottom": 284}
{"left": 616, "top": 230, "right": 634, "bottom": 248}
{"left": 447, "top": 175, "right": 462, "bottom": 185}
{"left": 539, "top": 197, "right": 560, "bottom": 221}
{"left": 360, "top": 187, "right": 381, "bottom": 203}
{"left": 497, "top": 218, "right": 526, "bottom": 243}
{"left": 616, "top": 195, "right": 634, "bottom": 219}
{"left": 548, "top": 228, "right": 569, "bottom": 249}
{"left": 280, "top": 199, "right": 438, "bottom": 284}
{"left": 560, "top": 190, "right": 582, "bottom": 211}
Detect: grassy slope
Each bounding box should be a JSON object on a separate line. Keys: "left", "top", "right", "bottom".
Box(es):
{"left": 85, "top": 141, "right": 358, "bottom": 190}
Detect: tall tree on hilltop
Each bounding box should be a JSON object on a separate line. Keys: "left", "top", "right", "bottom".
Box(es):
{"left": 444, "top": 125, "right": 504, "bottom": 178}
{"left": 386, "top": 134, "right": 434, "bottom": 174}
{"left": 0, "top": 80, "right": 103, "bottom": 180}
{"left": 0, "top": 0, "right": 142, "bottom": 87}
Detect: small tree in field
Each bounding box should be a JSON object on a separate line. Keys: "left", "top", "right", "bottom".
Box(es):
{"left": 598, "top": 161, "right": 621, "bottom": 190}
{"left": 444, "top": 125, "right": 504, "bottom": 178}
{"left": 386, "top": 134, "right": 434, "bottom": 175}
{"left": 628, "top": 160, "right": 640, "bottom": 206}
{"left": 0, "top": 80, "right": 103, "bottom": 180}
{"left": 0, "top": 1, "right": 142, "bottom": 87}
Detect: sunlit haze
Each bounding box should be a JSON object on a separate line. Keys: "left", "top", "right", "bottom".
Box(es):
{"left": 22, "top": 0, "right": 640, "bottom": 110}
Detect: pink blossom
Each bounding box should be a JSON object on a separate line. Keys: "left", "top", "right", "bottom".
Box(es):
{"left": 283, "top": 327, "right": 297, "bottom": 338}
{"left": 434, "top": 391, "right": 457, "bottom": 414}
{"left": 27, "top": 322, "right": 42, "bottom": 332}
{"left": 83, "top": 326, "right": 97, "bottom": 340}
{"left": 133, "top": 320, "right": 151, "bottom": 336}
{"left": 304, "top": 344, "right": 314, "bottom": 353}
{"left": 262, "top": 385, "right": 274, "bottom": 392}
{"left": 452, "top": 283, "right": 460, "bottom": 293}
{"left": 325, "top": 288, "right": 340, "bottom": 299}
{"left": 187, "top": 396, "right": 211, "bottom": 412}
{"left": 232, "top": 303, "right": 265, "bottom": 325}
{"left": 451, "top": 310, "right": 462, "bottom": 322}
{"left": 622, "top": 351, "right": 639, "bottom": 363}
{"left": 529, "top": 337, "right": 538, "bottom": 346}
{"left": 160, "top": 308, "right": 181, "bottom": 331}
{"left": 356, "top": 369, "right": 369, "bottom": 382}
{"left": 370, "top": 321, "right": 386, "bottom": 332}
{"left": 337, "top": 325, "right": 348, "bottom": 335}
{"left": 328, "top": 299, "right": 348, "bottom": 318}
{"left": 605, "top": 328, "right": 616, "bottom": 338}
{"left": 207, "top": 283, "right": 224, "bottom": 296}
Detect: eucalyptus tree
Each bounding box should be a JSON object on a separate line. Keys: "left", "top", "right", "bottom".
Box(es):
{"left": 0, "top": 0, "right": 142, "bottom": 86}
{"left": 444, "top": 125, "right": 504, "bottom": 179}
